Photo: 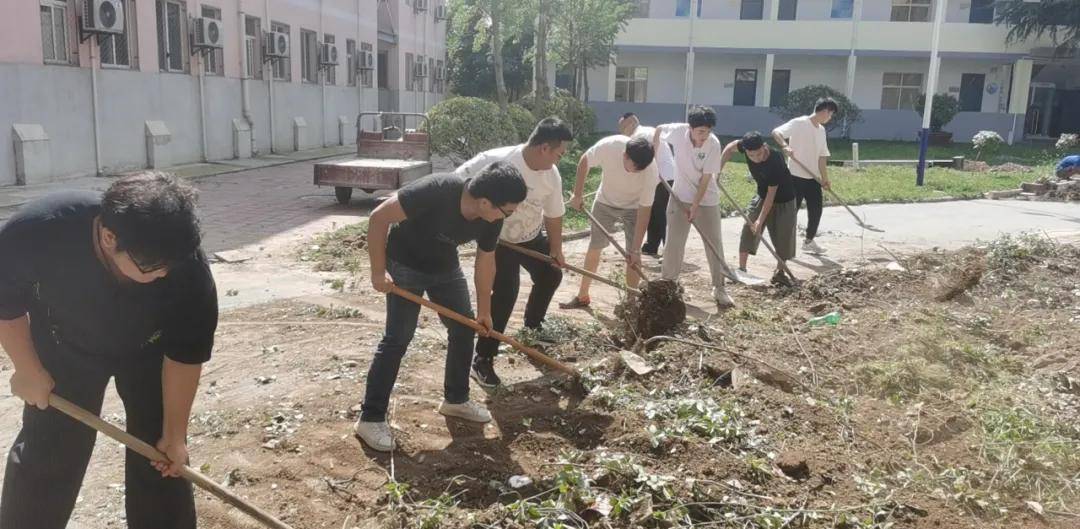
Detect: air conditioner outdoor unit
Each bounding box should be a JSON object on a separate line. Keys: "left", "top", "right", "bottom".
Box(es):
{"left": 192, "top": 17, "right": 223, "bottom": 49}
{"left": 414, "top": 61, "right": 428, "bottom": 78}
{"left": 434, "top": 5, "right": 448, "bottom": 20}
{"left": 81, "top": 0, "right": 125, "bottom": 34}
{"left": 414, "top": 0, "right": 429, "bottom": 13}
{"left": 320, "top": 43, "right": 339, "bottom": 66}
{"left": 358, "top": 50, "right": 374, "bottom": 71}
{"left": 265, "top": 31, "right": 290, "bottom": 58}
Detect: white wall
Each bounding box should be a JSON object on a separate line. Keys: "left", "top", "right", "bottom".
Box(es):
{"left": 774, "top": 54, "right": 847, "bottom": 93}
{"left": 605, "top": 51, "right": 689, "bottom": 105}
{"left": 692, "top": 53, "right": 768, "bottom": 106}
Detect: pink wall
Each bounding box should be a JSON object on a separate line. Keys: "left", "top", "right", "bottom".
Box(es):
{"left": 1, "top": 0, "right": 47, "bottom": 64}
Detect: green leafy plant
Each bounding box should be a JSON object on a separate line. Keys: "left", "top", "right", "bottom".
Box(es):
{"left": 914, "top": 93, "right": 961, "bottom": 132}
{"left": 425, "top": 96, "right": 517, "bottom": 163}
{"left": 771, "top": 85, "right": 862, "bottom": 137}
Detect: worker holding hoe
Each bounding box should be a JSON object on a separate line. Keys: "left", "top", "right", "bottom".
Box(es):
{"left": 561, "top": 135, "right": 657, "bottom": 309}
{"left": 455, "top": 118, "right": 574, "bottom": 388}
{"left": 0, "top": 173, "right": 218, "bottom": 529}
{"left": 772, "top": 97, "right": 837, "bottom": 256}
{"left": 355, "top": 162, "right": 527, "bottom": 452}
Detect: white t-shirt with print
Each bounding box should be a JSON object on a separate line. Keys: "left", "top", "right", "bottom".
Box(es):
{"left": 659, "top": 123, "right": 724, "bottom": 207}
{"left": 632, "top": 125, "right": 675, "bottom": 183}
{"left": 586, "top": 135, "right": 659, "bottom": 210}
{"left": 774, "top": 115, "right": 831, "bottom": 180}
{"left": 455, "top": 144, "right": 566, "bottom": 244}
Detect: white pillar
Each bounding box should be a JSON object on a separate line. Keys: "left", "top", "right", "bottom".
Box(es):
{"left": 919, "top": 0, "right": 948, "bottom": 131}
{"left": 683, "top": 0, "right": 698, "bottom": 116}
{"left": 769, "top": 0, "right": 780, "bottom": 20}
{"left": 606, "top": 60, "right": 617, "bottom": 102}
{"left": 845, "top": 0, "right": 862, "bottom": 99}
{"left": 845, "top": 55, "right": 857, "bottom": 98}
{"left": 1008, "top": 59, "right": 1033, "bottom": 115}
{"left": 761, "top": 54, "right": 775, "bottom": 107}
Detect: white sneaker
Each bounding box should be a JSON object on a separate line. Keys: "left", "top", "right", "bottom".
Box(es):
{"left": 354, "top": 420, "right": 395, "bottom": 452}
{"left": 438, "top": 400, "right": 492, "bottom": 423}
{"left": 713, "top": 287, "right": 735, "bottom": 308}
{"left": 803, "top": 240, "right": 826, "bottom": 255}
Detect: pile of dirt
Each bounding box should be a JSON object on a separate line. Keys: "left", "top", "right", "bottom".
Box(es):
{"left": 989, "top": 162, "right": 1033, "bottom": 173}
{"left": 613, "top": 279, "right": 686, "bottom": 343}
{"left": 934, "top": 250, "right": 987, "bottom": 301}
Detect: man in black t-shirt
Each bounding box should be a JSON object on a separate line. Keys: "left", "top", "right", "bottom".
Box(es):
{"left": 719, "top": 132, "right": 798, "bottom": 286}
{"left": 0, "top": 173, "right": 218, "bottom": 529}
{"left": 355, "top": 162, "right": 527, "bottom": 452}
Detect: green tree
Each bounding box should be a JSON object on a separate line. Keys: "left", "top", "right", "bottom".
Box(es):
{"left": 772, "top": 85, "right": 862, "bottom": 138}
{"left": 550, "top": 0, "right": 635, "bottom": 100}
{"left": 447, "top": 3, "right": 534, "bottom": 101}
{"left": 448, "top": 0, "right": 530, "bottom": 110}
{"left": 914, "top": 94, "right": 961, "bottom": 132}
{"left": 996, "top": 0, "right": 1080, "bottom": 56}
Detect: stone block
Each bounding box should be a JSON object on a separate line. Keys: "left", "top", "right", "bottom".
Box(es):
{"left": 293, "top": 117, "right": 308, "bottom": 151}
{"left": 12, "top": 123, "right": 50, "bottom": 185}
{"left": 145, "top": 120, "right": 171, "bottom": 169}
{"left": 232, "top": 119, "right": 252, "bottom": 159}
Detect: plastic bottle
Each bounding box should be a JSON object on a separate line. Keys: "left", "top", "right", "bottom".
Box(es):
{"left": 808, "top": 311, "right": 841, "bottom": 327}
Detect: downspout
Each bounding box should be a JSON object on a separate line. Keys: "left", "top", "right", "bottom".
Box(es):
{"left": 266, "top": 0, "right": 275, "bottom": 153}
{"left": 321, "top": 0, "right": 327, "bottom": 147}
{"left": 239, "top": 8, "right": 257, "bottom": 155}
{"left": 357, "top": 0, "right": 364, "bottom": 118}
{"left": 198, "top": 53, "right": 208, "bottom": 161}
{"left": 90, "top": 37, "right": 102, "bottom": 175}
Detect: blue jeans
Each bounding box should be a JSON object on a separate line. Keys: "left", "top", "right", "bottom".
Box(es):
{"left": 361, "top": 260, "right": 475, "bottom": 422}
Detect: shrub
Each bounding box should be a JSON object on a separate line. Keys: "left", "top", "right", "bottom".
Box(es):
{"left": 972, "top": 130, "right": 1005, "bottom": 161}
{"left": 517, "top": 88, "right": 596, "bottom": 138}
{"left": 1056, "top": 133, "right": 1079, "bottom": 151}
{"left": 771, "top": 85, "right": 861, "bottom": 138}
{"left": 507, "top": 104, "right": 537, "bottom": 143}
{"left": 425, "top": 97, "right": 517, "bottom": 163}
{"left": 914, "top": 94, "right": 961, "bottom": 132}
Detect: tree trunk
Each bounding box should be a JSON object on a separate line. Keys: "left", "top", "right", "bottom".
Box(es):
{"left": 582, "top": 60, "right": 590, "bottom": 102}
{"left": 491, "top": 2, "right": 509, "bottom": 111}
{"left": 534, "top": 0, "right": 550, "bottom": 100}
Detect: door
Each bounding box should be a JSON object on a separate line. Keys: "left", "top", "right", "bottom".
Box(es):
{"left": 734, "top": 69, "right": 757, "bottom": 107}
{"left": 959, "top": 74, "right": 985, "bottom": 112}
{"left": 771, "top": 70, "right": 791, "bottom": 106}
{"left": 1026, "top": 83, "right": 1057, "bottom": 137}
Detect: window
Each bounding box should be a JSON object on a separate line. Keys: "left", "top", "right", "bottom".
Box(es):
{"left": 959, "top": 73, "right": 985, "bottom": 112}
{"left": 270, "top": 21, "right": 290, "bottom": 81}
{"left": 614, "top": 67, "right": 648, "bottom": 103}
{"left": 198, "top": 5, "right": 222, "bottom": 74}
{"left": 361, "top": 42, "right": 374, "bottom": 87}
{"left": 429, "top": 57, "right": 436, "bottom": 92}
{"left": 830, "top": 0, "right": 853, "bottom": 19}
{"left": 881, "top": 72, "right": 923, "bottom": 110}
{"left": 405, "top": 52, "right": 414, "bottom": 90}
{"left": 633, "top": 0, "right": 650, "bottom": 17}
{"left": 778, "top": 0, "right": 797, "bottom": 20}
{"left": 733, "top": 69, "right": 757, "bottom": 106}
{"left": 969, "top": 0, "right": 993, "bottom": 24}
{"left": 301, "top": 29, "right": 318, "bottom": 83}
{"left": 40, "top": 0, "right": 70, "bottom": 64}
{"left": 741, "top": 0, "right": 764, "bottom": 20}
{"left": 891, "top": 0, "right": 931, "bottom": 22}
{"left": 323, "top": 34, "right": 336, "bottom": 85}
{"left": 346, "top": 39, "right": 357, "bottom": 86}
{"left": 770, "top": 69, "right": 791, "bottom": 106}
{"left": 675, "top": 0, "right": 701, "bottom": 17}
{"left": 244, "top": 15, "right": 262, "bottom": 79}
{"left": 436, "top": 58, "right": 445, "bottom": 93}
{"left": 377, "top": 51, "right": 389, "bottom": 89}
{"left": 157, "top": 0, "right": 188, "bottom": 72}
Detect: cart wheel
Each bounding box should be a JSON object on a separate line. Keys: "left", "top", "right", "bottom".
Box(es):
{"left": 334, "top": 187, "right": 353, "bottom": 205}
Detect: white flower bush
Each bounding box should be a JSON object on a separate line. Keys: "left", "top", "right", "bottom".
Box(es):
{"left": 1056, "top": 133, "right": 1079, "bottom": 151}
{"left": 972, "top": 130, "right": 1004, "bottom": 161}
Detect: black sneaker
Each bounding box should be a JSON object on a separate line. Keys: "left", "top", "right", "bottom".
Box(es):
{"left": 471, "top": 357, "right": 501, "bottom": 388}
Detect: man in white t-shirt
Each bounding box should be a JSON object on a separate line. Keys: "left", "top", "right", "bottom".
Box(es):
{"left": 652, "top": 106, "right": 735, "bottom": 308}
{"left": 772, "top": 97, "right": 836, "bottom": 255}
{"left": 560, "top": 135, "right": 657, "bottom": 309}
{"left": 454, "top": 117, "right": 573, "bottom": 387}
{"left": 618, "top": 113, "right": 676, "bottom": 258}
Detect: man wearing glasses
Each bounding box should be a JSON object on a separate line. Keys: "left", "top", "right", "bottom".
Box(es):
{"left": 355, "top": 162, "right": 527, "bottom": 452}
{"left": 0, "top": 173, "right": 217, "bottom": 529}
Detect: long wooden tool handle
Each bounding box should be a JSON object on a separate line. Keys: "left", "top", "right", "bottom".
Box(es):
{"left": 656, "top": 178, "right": 740, "bottom": 283}
{"left": 580, "top": 206, "right": 652, "bottom": 283}
{"left": 48, "top": 394, "right": 295, "bottom": 529}
{"left": 788, "top": 155, "right": 870, "bottom": 227}
{"left": 387, "top": 286, "right": 579, "bottom": 377}
{"left": 499, "top": 241, "right": 641, "bottom": 295}
{"left": 713, "top": 179, "right": 798, "bottom": 282}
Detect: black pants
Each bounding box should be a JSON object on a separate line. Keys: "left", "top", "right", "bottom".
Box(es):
{"left": 793, "top": 177, "right": 823, "bottom": 241}
{"left": 476, "top": 234, "right": 563, "bottom": 360}
{"left": 642, "top": 181, "right": 671, "bottom": 254}
{"left": 1, "top": 347, "right": 195, "bottom": 529}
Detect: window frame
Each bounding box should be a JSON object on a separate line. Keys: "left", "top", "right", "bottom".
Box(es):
{"left": 740, "top": 0, "right": 765, "bottom": 21}
{"left": 880, "top": 72, "right": 924, "bottom": 110}
{"left": 778, "top": 0, "right": 797, "bottom": 21}
{"left": 733, "top": 68, "right": 758, "bottom": 107}
{"left": 770, "top": 69, "right": 791, "bottom": 106}
{"left": 270, "top": 21, "right": 291, "bottom": 81}
{"left": 323, "top": 33, "right": 336, "bottom": 86}
{"left": 300, "top": 28, "right": 319, "bottom": 84}
{"left": 890, "top": 0, "right": 931, "bottom": 23}
{"left": 830, "top": 0, "right": 853, "bottom": 19}
{"left": 346, "top": 39, "right": 357, "bottom": 86}
{"left": 675, "top": 0, "right": 702, "bottom": 18}
{"left": 614, "top": 66, "right": 648, "bottom": 103}
{"left": 157, "top": 0, "right": 189, "bottom": 73}
{"left": 243, "top": 15, "right": 262, "bottom": 79}
{"left": 361, "top": 42, "right": 375, "bottom": 88}
{"left": 40, "top": 0, "right": 73, "bottom": 65}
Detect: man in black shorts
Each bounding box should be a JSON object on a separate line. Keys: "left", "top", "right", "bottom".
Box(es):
{"left": 0, "top": 172, "right": 218, "bottom": 529}
{"left": 355, "top": 162, "right": 527, "bottom": 452}
{"left": 719, "top": 132, "right": 798, "bottom": 286}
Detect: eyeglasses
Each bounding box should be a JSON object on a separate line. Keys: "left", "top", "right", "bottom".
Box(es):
{"left": 127, "top": 253, "right": 168, "bottom": 274}
{"left": 496, "top": 204, "right": 514, "bottom": 219}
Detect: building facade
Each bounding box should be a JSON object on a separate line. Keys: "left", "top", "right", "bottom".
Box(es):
{"left": 1, "top": 0, "right": 448, "bottom": 186}
{"left": 586, "top": 0, "right": 1079, "bottom": 142}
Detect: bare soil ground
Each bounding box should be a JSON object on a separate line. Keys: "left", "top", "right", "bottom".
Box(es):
{"left": 1, "top": 232, "right": 1077, "bottom": 529}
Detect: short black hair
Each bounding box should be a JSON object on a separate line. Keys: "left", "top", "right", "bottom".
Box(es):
{"left": 621, "top": 112, "right": 637, "bottom": 120}
{"left": 101, "top": 172, "right": 201, "bottom": 269}
{"left": 687, "top": 105, "right": 717, "bottom": 129}
{"left": 467, "top": 161, "right": 528, "bottom": 207}
{"left": 527, "top": 117, "right": 574, "bottom": 147}
{"left": 814, "top": 97, "right": 839, "bottom": 114}
{"left": 740, "top": 131, "right": 765, "bottom": 151}
{"left": 625, "top": 137, "right": 655, "bottom": 171}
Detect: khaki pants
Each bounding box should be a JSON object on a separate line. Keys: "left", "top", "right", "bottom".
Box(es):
{"left": 661, "top": 198, "right": 730, "bottom": 294}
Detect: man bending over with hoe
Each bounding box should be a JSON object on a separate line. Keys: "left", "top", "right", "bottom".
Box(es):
{"left": 0, "top": 173, "right": 218, "bottom": 529}
{"left": 355, "top": 162, "right": 527, "bottom": 452}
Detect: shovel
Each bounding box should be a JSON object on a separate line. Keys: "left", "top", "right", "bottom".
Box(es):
{"left": 787, "top": 155, "right": 885, "bottom": 233}
{"left": 713, "top": 177, "right": 799, "bottom": 284}
{"left": 48, "top": 394, "right": 295, "bottom": 529}
{"left": 499, "top": 241, "right": 642, "bottom": 295}
{"left": 574, "top": 200, "right": 652, "bottom": 284}
{"left": 388, "top": 285, "right": 580, "bottom": 378}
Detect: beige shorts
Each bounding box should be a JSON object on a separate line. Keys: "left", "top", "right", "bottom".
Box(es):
{"left": 588, "top": 201, "right": 638, "bottom": 251}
